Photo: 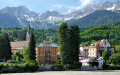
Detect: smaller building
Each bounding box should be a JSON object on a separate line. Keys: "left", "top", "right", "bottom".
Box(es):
{"left": 88, "top": 44, "right": 97, "bottom": 57}
{"left": 36, "top": 41, "right": 59, "bottom": 64}
{"left": 10, "top": 22, "right": 31, "bottom": 53}
{"left": 80, "top": 39, "right": 114, "bottom": 58}
{"left": 10, "top": 41, "right": 29, "bottom": 54}
{"left": 79, "top": 46, "right": 89, "bottom": 59}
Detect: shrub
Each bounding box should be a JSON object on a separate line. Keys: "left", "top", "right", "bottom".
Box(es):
{"left": 24, "top": 60, "right": 38, "bottom": 72}
{"left": 102, "top": 63, "right": 109, "bottom": 70}
{"left": 67, "top": 64, "right": 81, "bottom": 70}
{"left": 7, "top": 60, "right": 17, "bottom": 63}
{"left": 110, "top": 66, "right": 120, "bottom": 70}
{"left": 51, "top": 63, "right": 64, "bottom": 70}
{"left": 0, "top": 64, "right": 4, "bottom": 70}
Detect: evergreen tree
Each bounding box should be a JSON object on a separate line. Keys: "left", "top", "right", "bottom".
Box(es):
{"left": 68, "top": 25, "right": 80, "bottom": 64}
{"left": 58, "top": 22, "right": 69, "bottom": 64}
{"left": 29, "top": 33, "right": 36, "bottom": 61}
{"left": 0, "top": 34, "right": 12, "bottom": 61}
{"left": 4, "top": 34, "right": 12, "bottom": 60}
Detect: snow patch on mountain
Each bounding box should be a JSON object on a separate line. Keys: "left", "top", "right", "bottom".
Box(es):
{"left": 107, "top": 4, "right": 116, "bottom": 10}
{"left": 17, "top": 18, "right": 21, "bottom": 22}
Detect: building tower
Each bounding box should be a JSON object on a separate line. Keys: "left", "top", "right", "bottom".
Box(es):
{"left": 26, "top": 21, "right": 31, "bottom": 41}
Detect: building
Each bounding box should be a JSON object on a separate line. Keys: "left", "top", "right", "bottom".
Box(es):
{"left": 10, "top": 41, "right": 29, "bottom": 53}
{"left": 88, "top": 44, "right": 97, "bottom": 57}
{"left": 36, "top": 40, "right": 59, "bottom": 64}
{"left": 10, "top": 22, "right": 31, "bottom": 53}
{"left": 79, "top": 46, "right": 89, "bottom": 59}
{"left": 88, "top": 39, "right": 114, "bottom": 57}
{"left": 80, "top": 39, "right": 114, "bottom": 58}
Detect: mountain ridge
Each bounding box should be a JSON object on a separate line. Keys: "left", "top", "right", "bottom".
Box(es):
{"left": 0, "top": 1, "right": 120, "bottom": 29}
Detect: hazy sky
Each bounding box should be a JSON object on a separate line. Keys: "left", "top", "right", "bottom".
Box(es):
{"left": 0, "top": 0, "right": 119, "bottom": 14}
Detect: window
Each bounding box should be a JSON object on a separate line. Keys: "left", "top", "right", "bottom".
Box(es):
{"left": 53, "top": 58, "right": 55, "bottom": 60}
{"left": 40, "top": 49, "right": 42, "bottom": 51}
{"left": 53, "top": 49, "right": 55, "bottom": 51}
{"left": 46, "top": 49, "right": 49, "bottom": 52}
{"left": 53, "top": 53, "right": 55, "bottom": 56}
{"left": 40, "top": 57, "right": 42, "bottom": 60}
{"left": 40, "top": 53, "right": 42, "bottom": 56}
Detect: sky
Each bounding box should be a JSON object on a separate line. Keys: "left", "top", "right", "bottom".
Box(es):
{"left": 0, "top": 0, "right": 119, "bottom": 14}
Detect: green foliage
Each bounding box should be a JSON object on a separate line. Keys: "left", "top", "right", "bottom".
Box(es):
{"left": 58, "top": 23, "right": 80, "bottom": 64}
{"left": 0, "top": 64, "right": 4, "bottom": 70}
{"left": 67, "top": 64, "right": 81, "bottom": 70}
{"left": 24, "top": 60, "right": 38, "bottom": 72}
{"left": 115, "top": 45, "right": 120, "bottom": 52}
{"left": 102, "top": 51, "right": 109, "bottom": 63}
{"left": 12, "top": 51, "right": 23, "bottom": 63}
{"left": 68, "top": 25, "right": 80, "bottom": 64}
{"left": 3, "top": 28, "right": 58, "bottom": 45}
{"left": 7, "top": 59, "right": 17, "bottom": 63}
{"left": 51, "top": 62, "right": 64, "bottom": 70}
{"left": 29, "top": 33, "right": 36, "bottom": 60}
{"left": 102, "top": 63, "right": 109, "bottom": 70}
{"left": 22, "top": 46, "right": 30, "bottom": 62}
{"left": 108, "top": 53, "right": 120, "bottom": 65}
{"left": 0, "top": 34, "right": 12, "bottom": 61}
{"left": 58, "top": 22, "right": 69, "bottom": 64}
{"left": 81, "top": 23, "right": 120, "bottom": 46}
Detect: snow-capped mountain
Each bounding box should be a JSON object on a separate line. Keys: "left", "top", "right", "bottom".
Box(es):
{"left": 0, "top": 1, "right": 120, "bottom": 29}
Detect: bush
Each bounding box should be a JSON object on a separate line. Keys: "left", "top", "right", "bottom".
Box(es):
{"left": 24, "top": 60, "right": 38, "bottom": 72}
{"left": 0, "top": 64, "right": 4, "bottom": 70}
{"left": 51, "top": 63, "right": 64, "bottom": 70}
{"left": 102, "top": 63, "right": 109, "bottom": 70}
{"left": 67, "top": 64, "right": 81, "bottom": 70}
{"left": 110, "top": 66, "right": 120, "bottom": 70}
{"left": 7, "top": 60, "right": 17, "bottom": 63}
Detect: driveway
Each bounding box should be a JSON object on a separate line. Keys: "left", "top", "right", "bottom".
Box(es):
{"left": 1, "top": 70, "right": 120, "bottom": 75}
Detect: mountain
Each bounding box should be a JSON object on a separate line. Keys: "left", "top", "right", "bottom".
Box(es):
{"left": 80, "top": 22, "right": 120, "bottom": 45}
{"left": 67, "top": 10, "right": 120, "bottom": 28}
{"left": 0, "top": 1, "right": 120, "bottom": 29}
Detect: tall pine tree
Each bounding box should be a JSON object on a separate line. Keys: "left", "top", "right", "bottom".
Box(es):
{"left": 58, "top": 22, "right": 69, "bottom": 64}
{"left": 69, "top": 25, "right": 80, "bottom": 64}
{"left": 29, "top": 33, "right": 36, "bottom": 61}
{"left": 4, "top": 34, "right": 12, "bottom": 61}
{"left": 58, "top": 23, "right": 80, "bottom": 64}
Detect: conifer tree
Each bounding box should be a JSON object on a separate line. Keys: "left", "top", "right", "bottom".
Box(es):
{"left": 58, "top": 23, "right": 80, "bottom": 64}
{"left": 4, "top": 34, "right": 12, "bottom": 60}
{"left": 58, "top": 22, "right": 69, "bottom": 64}
{"left": 69, "top": 25, "right": 80, "bottom": 64}
{"left": 29, "top": 33, "right": 36, "bottom": 61}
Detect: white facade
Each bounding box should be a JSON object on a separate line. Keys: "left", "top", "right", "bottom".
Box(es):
{"left": 100, "top": 39, "right": 111, "bottom": 50}
{"left": 97, "top": 57, "right": 103, "bottom": 69}
{"left": 80, "top": 47, "right": 83, "bottom": 55}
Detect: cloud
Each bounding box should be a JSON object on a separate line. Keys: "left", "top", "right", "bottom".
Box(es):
{"left": 53, "top": 0, "right": 95, "bottom": 14}
{"left": 79, "top": 0, "right": 94, "bottom": 7}
{"left": 53, "top": 4, "right": 63, "bottom": 9}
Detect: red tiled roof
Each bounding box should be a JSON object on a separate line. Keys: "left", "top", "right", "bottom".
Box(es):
{"left": 10, "top": 41, "right": 29, "bottom": 50}
{"left": 82, "top": 46, "right": 89, "bottom": 50}
{"left": 95, "top": 39, "right": 105, "bottom": 47}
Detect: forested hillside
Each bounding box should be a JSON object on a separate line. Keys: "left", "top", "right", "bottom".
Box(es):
{"left": 2, "top": 22, "right": 120, "bottom": 46}
{"left": 81, "top": 22, "right": 120, "bottom": 46}
{"left": 3, "top": 28, "right": 58, "bottom": 45}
